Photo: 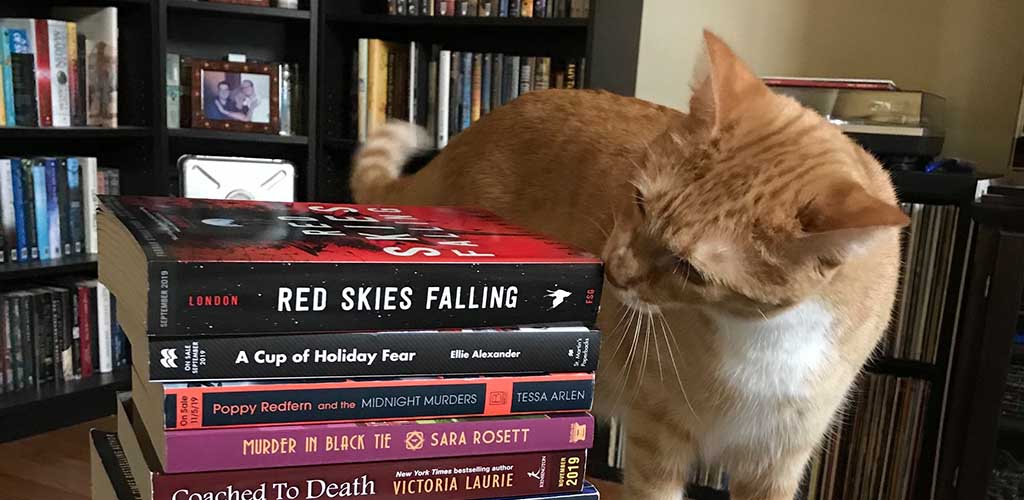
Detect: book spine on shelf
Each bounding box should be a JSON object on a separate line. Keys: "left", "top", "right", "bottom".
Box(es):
{"left": 97, "top": 282, "right": 112, "bottom": 373}
{"left": 17, "top": 295, "right": 32, "bottom": 386}
{"left": 75, "top": 33, "right": 86, "bottom": 126}
{"left": 164, "top": 413, "right": 594, "bottom": 473}
{"left": 436, "top": 49, "right": 450, "bottom": 147}
{"left": 81, "top": 157, "right": 98, "bottom": 253}
{"left": 48, "top": 287, "right": 73, "bottom": 381}
{"left": 67, "top": 157, "right": 83, "bottom": 254}
{"left": 44, "top": 158, "right": 61, "bottom": 258}
{"left": 68, "top": 284, "right": 80, "bottom": 378}
{"left": 110, "top": 293, "right": 122, "bottom": 368}
{"left": 426, "top": 46, "right": 438, "bottom": 146}
{"left": 32, "top": 290, "right": 54, "bottom": 384}
{"left": 33, "top": 20, "right": 52, "bottom": 127}
{"left": 0, "top": 29, "right": 14, "bottom": 126}
{"left": 30, "top": 160, "right": 49, "bottom": 260}
{"left": 490, "top": 53, "right": 502, "bottom": 109}
{"left": 147, "top": 327, "right": 599, "bottom": 382}
{"left": 357, "top": 39, "right": 368, "bottom": 142}
{"left": 67, "top": 24, "right": 81, "bottom": 126}
{"left": 460, "top": 52, "right": 471, "bottom": 130}
{"left": 0, "top": 297, "right": 8, "bottom": 392}
{"left": 78, "top": 284, "right": 93, "bottom": 377}
{"left": 19, "top": 159, "right": 38, "bottom": 260}
{"left": 521, "top": 0, "right": 533, "bottom": 17}
{"left": 163, "top": 372, "right": 595, "bottom": 429}
{"left": 6, "top": 27, "right": 37, "bottom": 127}
{"left": 471, "top": 53, "right": 482, "bottom": 122}
{"left": 482, "top": 53, "right": 492, "bottom": 114}
{"left": 8, "top": 160, "right": 25, "bottom": 261}
{"left": 56, "top": 158, "right": 72, "bottom": 256}
{"left": 47, "top": 20, "right": 70, "bottom": 127}
{"left": 89, "top": 284, "right": 99, "bottom": 372}
{"left": 449, "top": 51, "right": 460, "bottom": 137}
{"left": 7, "top": 295, "right": 23, "bottom": 390}
{"left": 153, "top": 450, "right": 588, "bottom": 500}
{"left": 0, "top": 158, "right": 15, "bottom": 262}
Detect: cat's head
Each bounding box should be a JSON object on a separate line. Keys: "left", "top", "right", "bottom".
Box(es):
{"left": 603, "top": 30, "right": 909, "bottom": 318}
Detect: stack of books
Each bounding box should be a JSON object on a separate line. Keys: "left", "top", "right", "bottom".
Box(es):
{"left": 91, "top": 195, "right": 605, "bottom": 500}
{"left": 0, "top": 9, "right": 119, "bottom": 128}
{"left": 0, "top": 157, "right": 116, "bottom": 263}
{"left": 387, "top": 0, "right": 591, "bottom": 18}
{"left": 0, "top": 281, "right": 128, "bottom": 394}
{"left": 356, "top": 39, "right": 585, "bottom": 145}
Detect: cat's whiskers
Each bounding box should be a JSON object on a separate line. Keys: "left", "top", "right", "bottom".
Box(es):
{"left": 610, "top": 305, "right": 639, "bottom": 359}
{"left": 650, "top": 309, "right": 664, "bottom": 383}
{"left": 657, "top": 310, "right": 701, "bottom": 423}
{"left": 613, "top": 306, "right": 646, "bottom": 408}
{"left": 584, "top": 214, "right": 611, "bottom": 239}
{"left": 631, "top": 311, "right": 654, "bottom": 403}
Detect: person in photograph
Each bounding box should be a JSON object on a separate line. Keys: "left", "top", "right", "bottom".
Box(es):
{"left": 205, "top": 80, "right": 242, "bottom": 121}
{"left": 230, "top": 79, "right": 264, "bottom": 123}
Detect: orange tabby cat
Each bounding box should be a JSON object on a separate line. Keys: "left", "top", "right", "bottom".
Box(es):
{"left": 351, "top": 31, "right": 908, "bottom": 500}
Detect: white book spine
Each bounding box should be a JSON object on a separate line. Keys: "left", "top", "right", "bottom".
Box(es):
{"left": 48, "top": 21, "right": 71, "bottom": 127}
{"left": 427, "top": 56, "right": 438, "bottom": 148}
{"left": 357, "top": 38, "right": 368, "bottom": 142}
{"left": 82, "top": 157, "right": 98, "bottom": 253}
{"left": 509, "top": 56, "right": 520, "bottom": 100}
{"left": 437, "top": 50, "right": 450, "bottom": 148}
{"left": 278, "top": 64, "right": 291, "bottom": 136}
{"left": 97, "top": 282, "right": 112, "bottom": 373}
{"left": 0, "top": 159, "right": 13, "bottom": 262}
{"left": 408, "top": 41, "right": 417, "bottom": 124}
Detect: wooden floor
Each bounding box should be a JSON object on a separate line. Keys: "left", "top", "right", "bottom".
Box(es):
{"left": 0, "top": 416, "right": 623, "bottom": 500}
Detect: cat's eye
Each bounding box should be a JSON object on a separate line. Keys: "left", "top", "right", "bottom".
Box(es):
{"left": 634, "top": 188, "right": 646, "bottom": 216}
{"left": 674, "top": 258, "right": 708, "bottom": 285}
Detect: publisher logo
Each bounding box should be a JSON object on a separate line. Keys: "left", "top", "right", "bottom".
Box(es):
{"left": 201, "top": 218, "right": 243, "bottom": 228}
{"left": 404, "top": 431, "right": 425, "bottom": 451}
{"left": 160, "top": 348, "right": 179, "bottom": 369}
{"left": 569, "top": 422, "right": 588, "bottom": 443}
{"left": 545, "top": 289, "right": 572, "bottom": 309}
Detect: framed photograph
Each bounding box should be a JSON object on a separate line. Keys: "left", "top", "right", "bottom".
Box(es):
{"left": 190, "top": 59, "right": 279, "bottom": 134}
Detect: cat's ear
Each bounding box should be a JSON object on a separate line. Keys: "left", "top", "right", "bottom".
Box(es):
{"left": 689, "top": 30, "right": 770, "bottom": 130}
{"left": 787, "top": 180, "right": 910, "bottom": 262}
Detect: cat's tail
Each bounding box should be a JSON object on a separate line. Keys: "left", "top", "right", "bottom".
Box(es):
{"left": 350, "top": 121, "right": 429, "bottom": 203}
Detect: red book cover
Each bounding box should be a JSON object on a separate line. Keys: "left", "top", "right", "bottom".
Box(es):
{"left": 32, "top": 20, "right": 52, "bottom": 127}
{"left": 78, "top": 285, "right": 93, "bottom": 377}
{"left": 150, "top": 450, "right": 588, "bottom": 500}
{"left": 163, "top": 372, "right": 595, "bottom": 429}
{"left": 99, "top": 196, "right": 603, "bottom": 336}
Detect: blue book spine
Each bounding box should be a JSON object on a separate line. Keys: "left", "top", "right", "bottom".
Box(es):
{"left": 110, "top": 293, "right": 121, "bottom": 367}
{"left": 0, "top": 29, "right": 14, "bottom": 126}
{"left": 30, "top": 162, "right": 49, "bottom": 260}
{"left": 66, "top": 157, "right": 82, "bottom": 254}
{"left": 499, "top": 0, "right": 509, "bottom": 16}
{"left": 482, "top": 54, "right": 492, "bottom": 114}
{"left": 10, "top": 159, "right": 26, "bottom": 260}
{"left": 44, "top": 159, "right": 61, "bottom": 258}
{"left": 460, "top": 52, "right": 472, "bottom": 130}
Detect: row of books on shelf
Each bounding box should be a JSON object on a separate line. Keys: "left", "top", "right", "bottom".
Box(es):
{"left": 886, "top": 204, "right": 960, "bottom": 362}
{"left": 92, "top": 196, "right": 605, "bottom": 499}
{"left": 0, "top": 157, "right": 117, "bottom": 264}
{"left": 356, "top": 39, "right": 585, "bottom": 146}
{"left": 0, "top": 10, "right": 119, "bottom": 128}
{"left": 387, "top": 0, "right": 590, "bottom": 18}
{"left": 0, "top": 281, "right": 128, "bottom": 394}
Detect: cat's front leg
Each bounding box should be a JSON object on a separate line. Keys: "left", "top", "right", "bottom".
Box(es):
{"left": 621, "top": 405, "right": 697, "bottom": 500}
{"left": 727, "top": 447, "right": 814, "bottom": 500}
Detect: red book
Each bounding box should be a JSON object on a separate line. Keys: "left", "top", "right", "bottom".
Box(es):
{"left": 32, "top": 20, "right": 52, "bottom": 127}
{"left": 78, "top": 285, "right": 93, "bottom": 378}
{"left": 98, "top": 196, "right": 603, "bottom": 336}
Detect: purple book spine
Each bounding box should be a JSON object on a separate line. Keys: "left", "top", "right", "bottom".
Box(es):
{"left": 164, "top": 413, "right": 594, "bottom": 473}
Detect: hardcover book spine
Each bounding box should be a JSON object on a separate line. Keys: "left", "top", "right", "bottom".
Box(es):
{"left": 33, "top": 291, "right": 54, "bottom": 384}
{"left": 56, "top": 158, "right": 72, "bottom": 255}
{"left": 147, "top": 260, "right": 601, "bottom": 336}
{"left": 448, "top": 51, "right": 460, "bottom": 136}
{"left": 33, "top": 20, "right": 52, "bottom": 127}
{"left": 7, "top": 28, "right": 38, "bottom": 127}
{"left": 163, "top": 373, "right": 594, "bottom": 429}
{"left": 67, "top": 23, "right": 81, "bottom": 127}
{"left": 482, "top": 53, "right": 492, "bottom": 114}
{"left": 68, "top": 285, "right": 80, "bottom": 377}
{"left": 75, "top": 33, "right": 86, "bottom": 126}
{"left": 19, "top": 159, "right": 38, "bottom": 260}
{"left": 9, "top": 160, "right": 26, "bottom": 261}
{"left": 78, "top": 285, "right": 93, "bottom": 377}
{"left": 47, "top": 21, "right": 70, "bottom": 127}
{"left": 0, "top": 159, "right": 16, "bottom": 261}
{"left": 17, "top": 296, "right": 32, "bottom": 386}
{"left": 8, "top": 296, "right": 22, "bottom": 390}
{"left": 89, "top": 284, "right": 99, "bottom": 371}
{"left": 44, "top": 158, "right": 61, "bottom": 258}
{"left": 31, "top": 161, "right": 49, "bottom": 260}
{"left": 471, "top": 53, "right": 482, "bottom": 122}
{"left": 436, "top": 49, "right": 450, "bottom": 147}
{"left": 49, "top": 288, "right": 72, "bottom": 381}
{"left": 152, "top": 450, "right": 588, "bottom": 500}
{"left": 521, "top": 0, "right": 533, "bottom": 17}
{"left": 82, "top": 157, "right": 97, "bottom": 253}
{"left": 0, "top": 299, "right": 7, "bottom": 392}
{"left": 0, "top": 29, "right": 14, "bottom": 125}
{"left": 357, "top": 39, "right": 368, "bottom": 142}
{"left": 97, "top": 282, "right": 112, "bottom": 373}
{"left": 147, "top": 328, "right": 599, "bottom": 381}
{"left": 67, "top": 158, "right": 83, "bottom": 254}
{"left": 164, "top": 413, "right": 594, "bottom": 473}
{"left": 460, "top": 52, "right": 471, "bottom": 129}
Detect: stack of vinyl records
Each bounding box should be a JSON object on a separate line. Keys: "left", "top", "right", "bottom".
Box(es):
{"left": 90, "top": 195, "right": 605, "bottom": 500}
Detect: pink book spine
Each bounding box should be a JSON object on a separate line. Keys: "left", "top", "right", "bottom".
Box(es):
{"left": 163, "top": 413, "right": 594, "bottom": 473}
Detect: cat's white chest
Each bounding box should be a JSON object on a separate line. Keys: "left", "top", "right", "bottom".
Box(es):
{"left": 710, "top": 300, "right": 836, "bottom": 398}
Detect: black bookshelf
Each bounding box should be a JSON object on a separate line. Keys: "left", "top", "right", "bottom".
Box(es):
{"left": 0, "top": 254, "right": 97, "bottom": 283}
{"left": 0, "top": 368, "right": 129, "bottom": 442}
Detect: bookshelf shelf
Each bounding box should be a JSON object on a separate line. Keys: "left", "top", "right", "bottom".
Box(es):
{"left": 865, "top": 357, "right": 939, "bottom": 380}
{"left": 889, "top": 170, "right": 979, "bottom": 205}
{"left": 0, "top": 254, "right": 97, "bottom": 283}
{"left": 168, "top": 128, "right": 309, "bottom": 146}
{"left": 0, "top": 126, "right": 151, "bottom": 140}
{"left": 0, "top": 368, "right": 130, "bottom": 442}
{"left": 166, "top": 0, "right": 312, "bottom": 21}
{"left": 328, "top": 13, "right": 590, "bottom": 29}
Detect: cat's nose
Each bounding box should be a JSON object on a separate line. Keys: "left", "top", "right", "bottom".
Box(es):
{"left": 606, "top": 272, "right": 627, "bottom": 289}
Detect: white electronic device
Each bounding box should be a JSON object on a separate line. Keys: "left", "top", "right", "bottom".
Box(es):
{"left": 178, "top": 155, "right": 295, "bottom": 202}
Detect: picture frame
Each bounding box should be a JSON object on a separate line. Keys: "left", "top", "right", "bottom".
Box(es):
{"left": 189, "top": 58, "right": 280, "bottom": 134}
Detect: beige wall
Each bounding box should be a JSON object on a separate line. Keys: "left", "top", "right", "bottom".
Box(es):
{"left": 635, "top": 0, "right": 1024, "bottom": 175}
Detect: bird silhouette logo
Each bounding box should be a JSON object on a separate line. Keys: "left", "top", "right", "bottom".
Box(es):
{"left": 545, "top": 289, "right": 572, "bottom": 309}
